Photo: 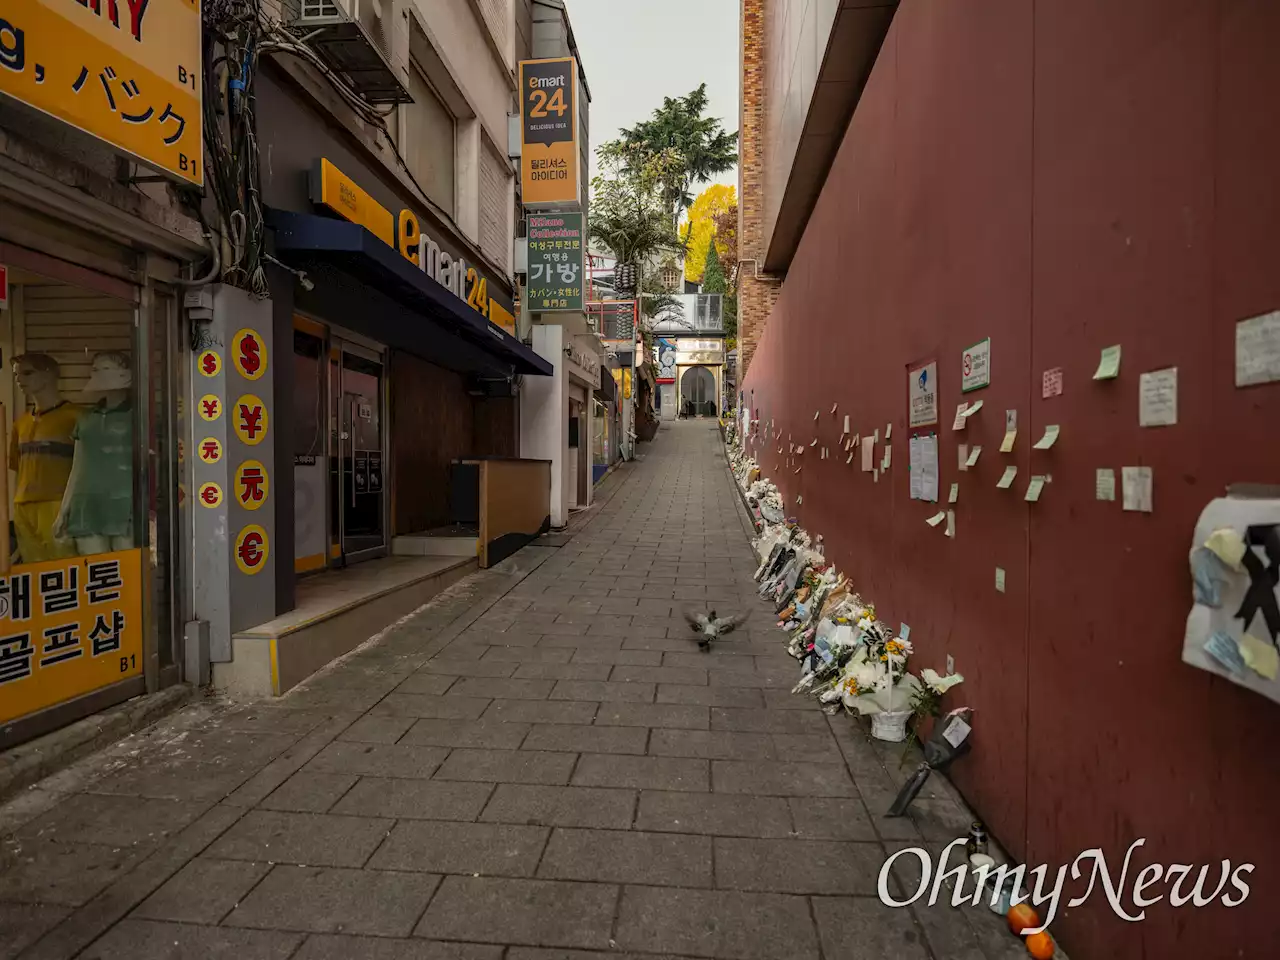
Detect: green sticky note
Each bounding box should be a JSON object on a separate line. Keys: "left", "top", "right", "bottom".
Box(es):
{"left": 1093, "top": 345, "right": 1122, "bottom": 380}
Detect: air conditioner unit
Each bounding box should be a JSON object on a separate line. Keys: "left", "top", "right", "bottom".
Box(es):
{"left": 290, "top": 0, "right": 412, "bottom": 104}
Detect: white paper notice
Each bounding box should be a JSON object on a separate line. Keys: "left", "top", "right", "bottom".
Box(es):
{"left": 926, "top": 511, "right": 946, "bottom": 527}
{"left": 1096, "top": 468, "right": 1116, "bottom": 501}
{"left": 885, "top": 422, "right": 893, "bottom": 440}
{"left": 862, "top": 439, "right": 875, "bottom": 472}
{"left": 909, "top": 436, "right": 923, "bottom": 500}
{"left": 997, "top": 465, "right": 1017, "bottom": 489}
{"left": 921, "top": 436, "right": 940, "bottom": 502}
{"left": 843, "top": 414, "right": 851, "bottom": 434}
{"left": 952, "top": 402, "right": 968, "bottom": 431}
{"left": 943, "top": 715, "right": 971, "bottom": 747}
{"left": 958, "top": 444, "right": 969, "bottom": 471}
{"left": 1235, "top": 310, "right": 1280, "bottom": 387}
{"left": 1139, "top": 368, "right": 1178, "bottom": 427}
{"left": 1122, "top": 466, "right": 1153, "bottom": 512}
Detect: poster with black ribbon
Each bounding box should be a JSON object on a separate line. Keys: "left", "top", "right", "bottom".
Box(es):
{"left": 1183, "top": 497, "right": 1280, "bottom": 704}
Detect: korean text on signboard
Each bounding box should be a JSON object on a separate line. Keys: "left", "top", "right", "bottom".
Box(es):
{"left": 0, "top": 548, "right": 144, "bottom": 725}
{"left": 0, "top": 0, "right": 203, "bottom": 185}
{"left": 527, "top": 213, "right": 584, "bottom": 311}
{"left": 908, "top": 360, "right": 938, "bottom": 427}
{"left": 519, "top": 57, "right": 579, "bottom": 206}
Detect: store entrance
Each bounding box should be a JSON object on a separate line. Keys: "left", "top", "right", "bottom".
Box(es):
{"left": 330, "top": 339, "right": 386, "bottom": 562}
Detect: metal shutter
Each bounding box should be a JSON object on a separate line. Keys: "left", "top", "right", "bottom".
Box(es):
{"left": 19, "top": 282, "right": 134, "bottom": 402}
{"left": 479, "top": 137, "right": 509, "bottom": 273}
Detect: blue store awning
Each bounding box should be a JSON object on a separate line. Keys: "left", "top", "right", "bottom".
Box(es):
{"left": 267, "top": 209, "right": 551, "bottom": 378}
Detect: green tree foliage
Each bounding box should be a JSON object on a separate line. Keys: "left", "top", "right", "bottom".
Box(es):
{"left": 699, "top": 235, "right": 736, "bottom": 339}
{"left": 619, "top": 84, "right": 738, "bottom": 230}
{"left": 588, "top": 141, "right": 683, "bottom": 267}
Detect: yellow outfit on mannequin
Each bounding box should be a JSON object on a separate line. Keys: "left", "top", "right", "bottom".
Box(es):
{"left": 10, "top": 401, "right": 82, "bottom": 562}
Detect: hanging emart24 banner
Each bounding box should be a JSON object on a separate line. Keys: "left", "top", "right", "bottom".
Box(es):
{"left": 519, "top": 57, "right": 580, "bottom": 206}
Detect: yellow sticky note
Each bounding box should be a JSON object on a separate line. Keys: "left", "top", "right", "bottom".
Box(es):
{"left": 1032, "top": 425, "right": 1060, "bottom": 450}
{"left": 1024, "top": 476, "right": 1046, "bottom": 502}
{"left": 999, "top": 430, "right": 1017, "bottom": 453}
{"left": 1093, "top": 345, "right": 1122, "bottom": 380}
{"left": 997, "top": 465, "right": 1017, "bottom": 489}
{"left": 926, "top": 511, "right": 946, "bottom": 527}
{"left": 1204, "top": 528, "right": 1247, "bottom": 571}
{"left": 1240, "top": 633, "right": 1279, "bottom": 680}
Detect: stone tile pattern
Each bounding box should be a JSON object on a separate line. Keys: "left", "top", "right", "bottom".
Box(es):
{"left": 0, "top": 423, "right": 1001, "bottom": 960}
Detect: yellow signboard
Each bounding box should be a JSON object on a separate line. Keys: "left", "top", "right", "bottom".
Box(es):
{"left": 519, "top": 58, "right": 580, "bottom": 206}
{"left": 0, "top": 548, "right": 144, "bottom": 725}
{"left": 312, "top": 158, "right": 395, "bottom": 246}
{"left": 0, "top": 0, "right": 203, "bottom": 184}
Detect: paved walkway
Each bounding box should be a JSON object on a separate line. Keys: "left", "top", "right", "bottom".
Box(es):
{"left": 1, "top": 420, "right": 1025, "bottom": 960}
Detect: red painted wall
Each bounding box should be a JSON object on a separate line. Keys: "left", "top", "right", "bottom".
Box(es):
{"left": 741, "top": 2, "right": 1280, "bottom": 956}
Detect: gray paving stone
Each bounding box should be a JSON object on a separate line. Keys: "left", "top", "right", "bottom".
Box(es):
{"left": 338, "top": 714, "right": 418, "bottom": 744}
{"left": 260, "top": 771, "right": 359, "bottom": 813}
{"left": 714, "top": 837, "right": 886, "bottom": 894}
{"left": 479, "top": 784, "right": 636, "bottom": 829}
{"left": 482, "top": 646, "right": 575, "bottom": 663}
{"left": 208, "top": 811, "right": 392, "bottom": 867}
{"left": 609, "top": 664, "right": 707, "bottom": 685}
{"left": 294, "top": 935, "right": 504, "bottom": 960}
{"left": 333, "top": 777, "right": 494, "bottom": 820}
{"left": 446, "top": 677, "right": 555, "bottom": 700}
{"left": 370, "top": 820, "right": 548, "bottom": 876}
{"left": 771, "top": 732, "right": 844, "bottom": 763}
{"left": 538, "top": 827, "right": 712, "bottom": 886}
{"left": 133, "top": 858, "right": 272, "bottom": 924}
{"left": 483, "top": 699, "right": 598, "bottom": 725}
{"left": 656, "top": 683, "right": 767, "bottom": 707}
{"left": 225, "top": 865, "right": 439, "bottom": 936}
{"left": 393, "top": 673, "right": 459, "bottom": 696}
{"left": 80, "top": 919, "right": 302, "bottom": 959}
{"left": 761, "top": 689, "right": 820, "bottom": 710}
{"left": 572, "top": 754, "right": 709, "bottom": 792}
{"left": 372, "top": 694, "right": 492, "bottom": 720}
{"left": 710, "top": 707, "right": 829, "bottom": 733}
{"left": 13, "top": 792, "right": 205, "bottom": 848}
{"left": 400, "top": 718, "right": 532, "bottom": 749}
{"left": 635, "top": 790, "right": 795, "bottom": 838}
{"left": 550, "top": 680, "right": 655, "bottom": 703}
{"left": 513, "top": 661, "right": 612, "bottom": 680}
{"left": 84, "top": 760, "right": 254, "bottom": 803}
{"left": 614, "top": 886, "right": 819, "bottom": 960}
{"left": 0, "top": 902, "right": 69, "bottom": 958}
{"left": 709, "top": 669, "right": 794, "bottom": 689}
{"left": 0, "top": 836, "right": 148, "bottom": 906}
{"left": 522, "top": 723, "right": 648, "bottom": 755}
{"left": 418, "top": 876, "right": 617, "bottom": 948}
{"left": 537, "top": 633, "right": 624, "bottom": 650}
{"left": 304, "top": 741, "right": 449, "bottom": 779}
{"left": 595, "top": 702, "right": 708, "bottom": 729}
{"left": 435, "top": 748, "right": 577, "bottom": 785}
{"left": 649, "top": 728, "right": 775, "bottom": 760}
{"left": 507, "top": 951, "right": 701, "bottom": 960}
{"left": 570, "top": 648, "right": 662, "bottom": 666}
{"left": 713, "top": 760, "right": 857, "bottom": 797}
{"left": 811, "top": 895, "right": 931, "bottom": 959}
{"left": 788, "top": 797, "right": 879, "bottom": 841}
{"left": 421, "top": 658, "right": 518, "bottom": 678}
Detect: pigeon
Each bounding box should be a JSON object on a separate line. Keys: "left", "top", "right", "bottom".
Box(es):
{"left": 684, "top": 609, "right": 745, "bottom": 651}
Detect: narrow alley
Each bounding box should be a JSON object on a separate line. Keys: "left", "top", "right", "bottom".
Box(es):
{"left": 1, "top": 421, "right": 1015, "bottom": 960}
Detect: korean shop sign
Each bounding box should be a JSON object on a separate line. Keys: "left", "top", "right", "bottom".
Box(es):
{"left": 0, "top": 548, "right": 144, "bottom": 725}
{"left": 519, "top": 58, "right": 579, "bottom": 206}
{"left": 526, "top": 213, "right": 584, "bottom": 311}
{"left": 0, "top": 0, "right": 203, "bottom": 185}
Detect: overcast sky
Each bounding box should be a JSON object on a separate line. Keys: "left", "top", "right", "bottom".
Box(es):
{"left": 567, "top": 0, "right": 740, "bottom": 190}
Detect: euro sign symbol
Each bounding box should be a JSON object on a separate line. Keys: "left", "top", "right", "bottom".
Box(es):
{"left": 240, "top": 336, "right": 261, "bottom": 375}
{"left": 201, "top": 353, "right": 218, "bottom": 375}
{"left": 238, "top": 532, "right": 264, "bottom": 567}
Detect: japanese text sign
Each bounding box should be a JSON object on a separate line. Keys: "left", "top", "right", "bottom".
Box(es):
{"left": 0, "top": 0, "right": 203, "bottom": 184}
{"left": 0, "top": 548, "right": 144, "bottom": 725}
{"left": 519, "top": 58, "right": 579, "bottom": 206}
{"left": 527, "top": 212, "right": 584, "bottom": 311}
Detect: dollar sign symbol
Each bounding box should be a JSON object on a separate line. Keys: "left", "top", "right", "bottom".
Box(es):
{"left": 201, "top": 352, "right": 217, "bottom": 375}
{"left": 240, "top": 336, "right": 261, "bottom": 375}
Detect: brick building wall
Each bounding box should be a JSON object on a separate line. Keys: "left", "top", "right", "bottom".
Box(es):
{"left": 738, "top": 0, "right": 780, "bottom": 383}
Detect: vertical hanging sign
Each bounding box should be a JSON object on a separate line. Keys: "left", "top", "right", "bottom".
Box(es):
{"left": 519, "top": 57, "right": 579, "bottom": 207}
{"left": 526, "top": 212, "right": 584, "bottom": 311}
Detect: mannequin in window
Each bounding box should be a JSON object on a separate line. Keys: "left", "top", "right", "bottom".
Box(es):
{"left": 9, "top": 353, "right": 82, "bottom": 563}
{"left": 54, "top": 352, "right": 134, "bottom": 555}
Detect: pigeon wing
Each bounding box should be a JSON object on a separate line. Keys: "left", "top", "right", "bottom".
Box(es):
{"left": 684, "top": 609, "right": 707, "bottom": 632}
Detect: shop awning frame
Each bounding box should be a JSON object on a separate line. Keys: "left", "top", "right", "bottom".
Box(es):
{"left": 267, "top": 209, "right": 552, "bottom": 377}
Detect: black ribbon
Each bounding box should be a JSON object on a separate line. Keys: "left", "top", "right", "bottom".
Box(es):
{"left": 1235, "top": 524, "right": 1280, "bottom": 647}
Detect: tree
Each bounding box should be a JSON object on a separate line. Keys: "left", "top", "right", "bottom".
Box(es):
{"left": 620, "top": 84, "right": 738, "bottom": 230}
{"left": 681, "top": 184, "right": 736, "bottom": 283}
{"left": 588, "top": 140, "right": 683, "bottom": 268}
{"left": 699, "top": 236, "right": 736, "bottom": 340}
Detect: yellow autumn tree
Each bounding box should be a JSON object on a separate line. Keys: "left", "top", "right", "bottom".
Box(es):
{"left": 681, "top": 184, "right": 737, "bottom": 283}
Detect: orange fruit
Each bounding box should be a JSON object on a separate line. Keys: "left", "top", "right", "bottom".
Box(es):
{"left": 1006, "top": 903, "right": 1040, "bottom": 937}
{"left": 1024, "top": 930, "right": 1055, "bottom": 959}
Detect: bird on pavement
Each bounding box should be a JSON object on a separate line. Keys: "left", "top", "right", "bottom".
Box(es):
{"left": 684, "top": 609, "right": 745, "bottom": 651}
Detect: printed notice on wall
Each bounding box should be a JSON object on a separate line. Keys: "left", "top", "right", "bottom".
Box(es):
{"left": 909, "top": 436, "right": 923, "bottom": 500}
{"left": 962, "top": 338, "right": 991, "bottom": 392}
{"left": 1139, "top": 368, "right": 1178, "bottom": 427}
{"left": 920, "top": 435, "right": 940, "bottom": 502}
{"left": 1122, "top": 466, "right": 1154, "bottom": 513}
{"left": 908, "top": 361, "right": 938, "bottom": 427}
{"left": 1096, "top": 468, "right": 1116, "bottom": 502}
{"left": 1235, "top": 310, "right": 1280, "bottom": 387}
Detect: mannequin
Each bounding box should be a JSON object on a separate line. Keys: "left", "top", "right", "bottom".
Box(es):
{"left": 9, "top": 353, "right": 82, "bottom": 563}
{"left": 54, "top": 352, "right": 135, "bottom": 556}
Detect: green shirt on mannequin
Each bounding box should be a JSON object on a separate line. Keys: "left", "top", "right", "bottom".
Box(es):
{"left": 63, "top": 398, "right": 133, "bottom": 539}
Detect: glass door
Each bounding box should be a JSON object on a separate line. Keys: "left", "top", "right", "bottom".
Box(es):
{"left": 330, "top": 338, "right": 386, "bottom": 563}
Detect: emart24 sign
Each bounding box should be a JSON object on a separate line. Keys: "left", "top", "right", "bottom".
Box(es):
{"left": 0, "top": 0, "right": 203, "bottom": 184}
